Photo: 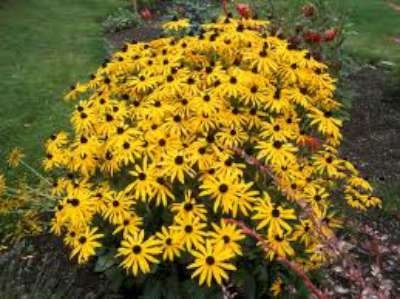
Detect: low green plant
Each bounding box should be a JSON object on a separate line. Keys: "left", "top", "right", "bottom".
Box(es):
{"left": 102, "top": 6, "right": 141, "bottom": 33}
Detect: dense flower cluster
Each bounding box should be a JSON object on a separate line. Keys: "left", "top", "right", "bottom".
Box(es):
{"left": 45, "top": 16, "right": 380, "bottom": 287}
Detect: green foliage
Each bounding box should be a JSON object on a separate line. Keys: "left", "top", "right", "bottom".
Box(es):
{"left": 102, "top": 6, "right": 141, "bottom": 33}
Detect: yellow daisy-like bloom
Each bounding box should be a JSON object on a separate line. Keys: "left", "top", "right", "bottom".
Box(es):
{"left": 117, "top": 230, "right": 162, "bottom": 276}
{"left": 187, "top": 240, "right": 236, "bottom": 287}
{"left": 70, "top": 226, "right": 103, "bottom": 264}
{"left": 156, "top": 226, "right": 183, "bottom": 262}
{"left": 102, "top": 191, "right": 133, "bottom": 225}
{"left": 171, "top": 215, "right": 207, "bottom": 250}
{"left": 170, "top": 190, "right": 208, "bottom": 221}
{"left": 270, "top": 277, "right": 285, "bottom": 297}
{"left": 0, "top": 173, "right": 6, "bottom": 195}
{"left": 7, "top": 147, "right": 25, "bottom": 168}
{"left": 113, "top": 214, "right": 143, "bottom": 238}
{"left": 252, "top": 193, "right": 296, "bottom": 238}
{"left": 162, "top": 18, "right": 190, "bottom": 31}
{"left": 208, "top": 220, "right": 245, "bottom": 256}
{"left": 290, "top": 219, "right": 314, "bottom": 247}
{"left": 265, "top": 233, "right": 295, "bottom": 260}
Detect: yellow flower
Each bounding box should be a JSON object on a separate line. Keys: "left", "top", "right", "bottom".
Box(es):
{"left": 266, "top": 233, "right": 295, "bottom": 260}
{"left": 170, "top": 190, "right": 208, "bottom": 221}
{"left": 187, "top": 240, "right": 236, "bottom": 287}
{"left": 70, "top": 226, "right": 103, "bottom": 264}
{"left": 117, "top": 230, "right": 162, "bottom": 276}
{"left": 155, "top": 226, "right": 183, "bottom": 262}
{"left": 7, "top": 147, "right": 24, "bottom": 168}
{"left": 171, "top": 215, "right": 207, "bottom": 250}
{"left": 208, "top": 220, "right": 245, "bottom": 256}
{"left": 0, "top": 173, "right": 6, "bottom": 195}
{"left": 113, "top": 214, "right": 143, "bottom": 238}
{"left": 270, "top": 277, "right": 285, "bottom": 297}
{"left": 252, "top": 193, "right": 296, "bottom": 238}
{"left": 102, "top": 191, "right": 133, "bottom": 225}
{"left": 162, "top": 18, "right": 190, "bottom": 31}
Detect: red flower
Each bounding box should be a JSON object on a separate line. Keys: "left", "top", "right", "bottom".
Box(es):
{"left": 323, "top": 28, "right": 338, "bottom": 42}
{"left": 301, "top": 3, "right": 316, "bottom": 17}
{"left": 140, "top": 8, "right": 152, "bottom": 20}
{"left": 236, "top": 3, "right": 251, "bottom": 18}
{"left": 303, "top": 30, "right": 322, "bottom": 43}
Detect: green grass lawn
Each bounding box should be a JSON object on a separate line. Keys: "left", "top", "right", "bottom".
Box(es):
{"left": 343, "top": 0, "right": 400, "bottom": 63}
{"left": 0, "top": 0, "right": 121, "bottom": 172}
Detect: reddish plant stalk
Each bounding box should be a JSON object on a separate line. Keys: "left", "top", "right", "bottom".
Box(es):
{"left": 232, "top": 146, "right": 339, "bottom": 254}
{"left": 221, "top": 0, "right": 228, "bottom": 15}
{"left": 231, "top": 147, "right": 383, "bottom": 296}
{"left": 225, "top": 218, "right": 328, "bottom": 299}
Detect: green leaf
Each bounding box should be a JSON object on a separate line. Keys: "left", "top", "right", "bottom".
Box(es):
{"left": 233, "top": 268, "right": 256, "bottom": 299}
{"left": 164, "top": 274, "right": 182, "bottom": 299}
{"left": 181, "top": 280, "right": 207, "bottom": 299}
{"left": 140, "top": 278, "right": 163, "bottom": 299}
{"left": 94, "top": 251, "right": 116, "bottom": 273}
{"left": 104, "top": 267, "right": 124, "bottom": 292}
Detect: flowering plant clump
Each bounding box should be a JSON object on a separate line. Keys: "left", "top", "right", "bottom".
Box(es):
{"left": 0, "top": 149, "right": 54, "bottom": 248}
{"left": 44, "top": 15, "right": 380, "bottom": 294}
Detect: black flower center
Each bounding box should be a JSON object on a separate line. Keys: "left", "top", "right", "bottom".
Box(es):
{"left": 112, "top": 200, "right": 119, "bottom": 207}
{"left": 132, "top": 245, "right": 142, "bottom": 254}
{"left": 273, "top": 141, "right": 282, "bottom": 149}
{"left": 219, "top": 184, "right": 229, "bottom": 193}
{"left": 184, "top": 203, "right": 193, "bottom": 211}
{"left": 184, "top": 225, "right": 193, "bottom": 233}
{"left": 105, "top": 114, "right": 114, "bottom": 122}
{"left": 206, "top": 256, "right": 215, "bottom": 265}
{"left": 272, "top": 208, "right": 280, "bottom": 218}
{"left": 79, "top": 236, "right": 87, "bottom": 244}
{"left": 138, "top": 172, "right": 146, "bottom": 180}
{"left": 174, "top": 155, "right": 184, "bottom": 165}
{"left": 69, "top": 198, "right": 80, "bottom": 207}
{"left": 223, "top": 235, "right": 230, "bottom": 244}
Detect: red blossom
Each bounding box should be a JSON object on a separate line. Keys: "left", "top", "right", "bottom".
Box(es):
{"left": 140, "top": 8, "right": 152, "bottom": 20}
{"left": 302, "top": 3, "right": 316, "bottom": 17}
{"left": 236, "top": 3, "right": 251, "bottom": 18}
{"left": 303, "top": 30, "right": 322, "bottom": 43}
{"left": 324, "top": 28, "right": 338, "bottom": 41}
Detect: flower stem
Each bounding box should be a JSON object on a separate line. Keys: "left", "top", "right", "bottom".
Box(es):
{"left": 20, "top": 160, "right": 51, "bottom": 185}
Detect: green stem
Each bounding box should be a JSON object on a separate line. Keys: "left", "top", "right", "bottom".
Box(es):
{"left": 20, "top": 160, "right": 51, "bottom": 185}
